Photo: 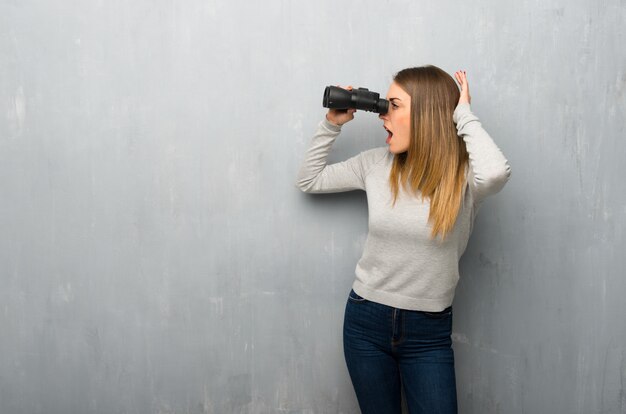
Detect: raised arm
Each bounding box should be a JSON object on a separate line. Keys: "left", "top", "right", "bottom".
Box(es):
{"left": 453, "top": 70, "right": 511, "bottom": 204}
{"left": 453, "top": 103, "right": 512, "bottom": 203}
{"left": 296, "top": 118, "right": 386, "bottom": 193}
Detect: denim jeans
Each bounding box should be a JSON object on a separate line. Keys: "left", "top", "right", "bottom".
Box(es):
{"left": 343, "top": 289, "right": 458, "bottom": 414}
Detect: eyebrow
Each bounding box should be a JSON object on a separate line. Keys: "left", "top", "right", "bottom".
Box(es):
{"left": 388, "top": 97, "right": 402, "bottom": 102}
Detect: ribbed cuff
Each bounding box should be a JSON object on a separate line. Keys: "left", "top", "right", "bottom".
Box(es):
{"left": 322, "top": 117, "right": 342, "bottom": 133}
{"left": 453, "top": 102, "right": 471, "bottom": 124}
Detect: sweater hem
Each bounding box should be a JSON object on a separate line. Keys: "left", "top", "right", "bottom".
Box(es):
{"left": 352, "top": 280, "right": 454, "bottom": 312}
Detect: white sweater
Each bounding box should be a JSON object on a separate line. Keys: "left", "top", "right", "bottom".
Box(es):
{"left": 296, "top": 103, "right": 512, "bottom": 311}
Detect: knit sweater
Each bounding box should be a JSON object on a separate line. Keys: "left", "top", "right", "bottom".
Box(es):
{"left": 296, "top": 103, "right": 511, "bottom": 311}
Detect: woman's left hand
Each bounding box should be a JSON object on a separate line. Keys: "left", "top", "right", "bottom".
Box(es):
{"left": 454, "top": 70, "right": 471, "bottom": 105}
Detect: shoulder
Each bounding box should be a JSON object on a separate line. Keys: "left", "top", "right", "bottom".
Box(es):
{"left": 357, "top": 146, "right": 391, "bottom": 174}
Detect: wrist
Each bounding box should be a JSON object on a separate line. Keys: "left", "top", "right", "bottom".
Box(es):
{"left": 325, "top": 114, "right": 342, "bottom": 127}
{"left": 323, "top": 115, "right": 342, "bottom": 132}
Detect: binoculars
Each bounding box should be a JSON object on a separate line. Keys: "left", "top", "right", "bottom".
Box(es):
{"left": 322, "top": 86, "right": 389, "bottom": 115}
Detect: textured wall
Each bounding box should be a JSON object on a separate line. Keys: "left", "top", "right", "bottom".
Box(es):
{"left": 1, "top": 0, "right": 625, "bottom": 413}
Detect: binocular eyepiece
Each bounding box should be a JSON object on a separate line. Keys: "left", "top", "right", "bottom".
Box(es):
{"left": 322, "top": 86, "right": 389, "bottom": 115}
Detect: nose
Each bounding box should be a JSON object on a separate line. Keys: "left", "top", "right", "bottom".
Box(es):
{"left": 379, "top": 112, "right": 388, "bottom": 120}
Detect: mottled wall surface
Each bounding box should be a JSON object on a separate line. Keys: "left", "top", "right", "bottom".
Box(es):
{"left": 1, "top": 1, "right": 625, "bottom": 413}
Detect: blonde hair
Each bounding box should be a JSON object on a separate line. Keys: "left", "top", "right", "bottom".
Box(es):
{"left": 389, "top": 65, "right": 469, "bottom": 242}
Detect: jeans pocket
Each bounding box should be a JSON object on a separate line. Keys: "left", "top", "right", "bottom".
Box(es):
{"left": 421, "top": 306, "right": 452, "bottom": 319}
{"left": 348, "top": 289, "right": 367, "bottom": 303}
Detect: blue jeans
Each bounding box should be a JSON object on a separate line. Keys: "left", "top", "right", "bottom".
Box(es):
{"left": 343, "top": 289, "right": 458, "bottom": 414}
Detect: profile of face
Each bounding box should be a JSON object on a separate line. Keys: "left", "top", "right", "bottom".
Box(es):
{"left": 379, "top": 81, "right": 411, "bottom": 154}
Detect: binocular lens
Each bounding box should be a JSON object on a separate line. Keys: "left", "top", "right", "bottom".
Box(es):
{"left": 322, "top": 86, "right": 389, "bottom": 115}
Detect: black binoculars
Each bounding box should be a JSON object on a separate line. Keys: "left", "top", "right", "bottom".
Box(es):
{"left": 322, "top": 86, "right": 389, "bottom": 115}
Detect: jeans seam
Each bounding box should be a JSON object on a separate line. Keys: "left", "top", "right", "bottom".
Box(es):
{"left": 348, "top": 290, "right": 367, "bottom": 303}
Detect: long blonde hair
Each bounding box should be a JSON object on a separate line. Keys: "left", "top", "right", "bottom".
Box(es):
{"left": 389, "top": 65, "right": 469, "bottom": 242}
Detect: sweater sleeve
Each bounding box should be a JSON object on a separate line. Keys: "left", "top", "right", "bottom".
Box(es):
{"left": 453, "top": 103, "right": 512, "bottom": 204}
{"left": 296, "top": 118, "right": 387, "bottom": 193}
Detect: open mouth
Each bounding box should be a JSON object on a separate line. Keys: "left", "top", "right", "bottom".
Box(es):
{"left": 384, "top": 125, "right": 393, "bottom": 143}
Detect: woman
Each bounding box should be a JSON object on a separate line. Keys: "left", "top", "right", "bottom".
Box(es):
{"left": 296, "top": 65, "right": 511, "bottom": 414}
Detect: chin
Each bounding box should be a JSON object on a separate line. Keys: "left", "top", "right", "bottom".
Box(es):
{"left": 388, "top": 146, "right": 408, "bottom": 155}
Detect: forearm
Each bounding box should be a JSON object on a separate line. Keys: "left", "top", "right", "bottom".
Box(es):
{"left": 296, "top": 119, "right": 340, "bottom": 192}
{"left": 453, "top": 103, "right": 512, "bottom": 201}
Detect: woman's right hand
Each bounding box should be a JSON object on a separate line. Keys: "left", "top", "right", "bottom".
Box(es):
{"left": 326, "top": 85, "right": 356, "bottom": 127}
